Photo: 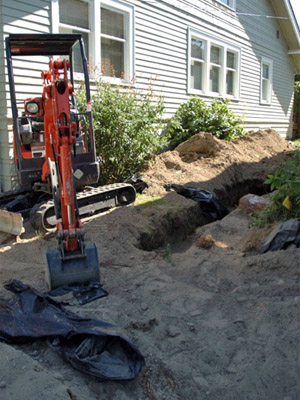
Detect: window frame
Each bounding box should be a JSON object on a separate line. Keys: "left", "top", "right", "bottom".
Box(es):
{"left": 260, "top": 57, "right": 273, "bottom": 105}
{"left": 215, "top": 0, "right": 236, "bottom": 10}
{"left": 53, "top": 0, "right": 134, "bottom": 83}
{"left": 187, "top": 28, "right": 241, "bottom": 100}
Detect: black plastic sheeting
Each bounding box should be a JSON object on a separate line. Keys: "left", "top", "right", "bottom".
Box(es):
{"left": 261, "top": 218, "right": 300, "bottom": 253}
{"left": 164, "top": 184, "right": 229, "bottom": 220}
{"left": 48, "top": 280, "right": 108, "bottom": 305}
{"left": 0, "top": 280, "right": 145, "bottom": 380}
{"left": 125, "top": 175, "right": 148, "bottom": 194}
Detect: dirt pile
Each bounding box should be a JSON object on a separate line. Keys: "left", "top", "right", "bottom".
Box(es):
{"left": 143, "top": 129, "right": 293, "bottom": 198}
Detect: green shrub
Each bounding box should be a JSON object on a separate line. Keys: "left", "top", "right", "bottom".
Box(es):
{"left": 252, "top": 152, "right": 300, "bottom": 226}
{"left": 76, "top": 81, "right": 165, "bottom": 184}
{"left": 294, "top": 81, "right": 300, "bottom": 112}
{"left": 165, "top": 97, "right": 245, "bottom": 148}
{"left": 294, "top": 81, "right": 300, "bottom": 139}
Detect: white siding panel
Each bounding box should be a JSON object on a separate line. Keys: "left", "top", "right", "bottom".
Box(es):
{"left": 4, "top": 19, "right": 50, "bottom": 33}
{"left": 4, "top": 0, "right": 50, "bottom": 15}
{"left": 0, "top": 0, "right": 51, "bottom": 191}
{"left": 2, "top": 7, "right": 49, "bottom": 25}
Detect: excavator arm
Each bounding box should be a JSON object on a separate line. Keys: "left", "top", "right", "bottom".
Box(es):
{"left": 41, "top": 58, "right": 99, "bottom": 289}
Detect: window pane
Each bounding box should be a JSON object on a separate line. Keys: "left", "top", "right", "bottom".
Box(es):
{"left": 262, "top": 64, "right": 269, "bottom": 79}
{"left": 262, "top": 79, "right": 270, "bottom": 102}
{"left": 227, "top": 51, "right": 235, "bottom": 69}
{"left": 101, "top": 37, "right": 124, "bottom": 77}
{"left": 226, "top": 70, "right": 234, "bottom": 95}
{"left": 210, "top": 46, "right": 220, "bottom": 64}
{"left": 191, "top": 38, "right": 204, "bottom": 60}
{"left": 191, "top": 60, "right": 202, "bottom": 90}
{"left": 59, "top": 26, "right": 89, "bottom": 72}
{"left": 210, "top": 66, "right": 220, "bottom": 92}
{"left": 220, "top": 0, "right": 230, "bottom": 5}
{"left": 60, "top": 0, "right": 88, "bottom": 29}
{"left": 101, "top": 7, "right": 125, "bottom": 39}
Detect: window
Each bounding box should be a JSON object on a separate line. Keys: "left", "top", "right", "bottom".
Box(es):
{"left": 57, "top": 0, "right": 134, "bottom": 81}
{"left": 216, "top": 0, "right": 236, "bottom": 9}
{"left": 190, "top": 38, "right": 206, "bottom": 90}
{"left": 260, "top": 57, "right": 273, "bottom": 104}
{"left": 210, "top": 45, "right": 222, "bottom": 93}
{"left": 188, "top": 29, "right": 240, "bottom": 98}
{"left": 226, "top": 50, "right": 238, "bottom": 95}
{"left": 59, "top": 0, "right": 90, "bottom": 72}
{"left": 101, "top": 7, "right": 126, "bottom": 77}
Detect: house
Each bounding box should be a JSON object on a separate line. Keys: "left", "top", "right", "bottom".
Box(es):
{"left": 0, "top": 0, "right": 299, "bottom": 192}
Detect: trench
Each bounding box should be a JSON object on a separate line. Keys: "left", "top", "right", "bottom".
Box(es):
{"left": 138, "top": 178, "right": 267, "bottom": 251}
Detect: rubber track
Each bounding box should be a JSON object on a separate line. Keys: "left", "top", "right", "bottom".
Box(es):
{"left": 31, "top": 182, "right": 136, "bottom": 232}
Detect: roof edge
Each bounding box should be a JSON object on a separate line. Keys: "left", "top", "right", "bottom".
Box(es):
{"left": 284, "top": 0, "right": 300, "bottom": 47}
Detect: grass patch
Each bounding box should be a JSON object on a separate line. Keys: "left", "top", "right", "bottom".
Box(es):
{"left": 134, "top": 194, "right": 167, "bottom": 208}
{"left": 163, "top": 243, "right": 175, "bottom": 266}
{"left": 292, "top": 138, "right": 300, "bottom": 147}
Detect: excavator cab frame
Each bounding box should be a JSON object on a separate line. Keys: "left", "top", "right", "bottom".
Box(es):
{"left": 6, "top": 34, "right": 99, "bottom": 192}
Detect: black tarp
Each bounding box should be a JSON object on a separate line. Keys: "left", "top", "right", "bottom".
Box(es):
{"left": 261, "top": 218, "right": 300, "bottom": 253}
{"left": 0, "top": 280, "right": 145, "bottom": 380}
{"left": 125, "top": 175, "right": 148, "bottom": 194}
{"left": 164, "top": 184, "right": 229, "bottom": 220}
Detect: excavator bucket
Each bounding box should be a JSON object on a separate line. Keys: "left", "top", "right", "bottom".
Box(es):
{"left": 45, "top": 242, "right": 100, "bottom": 290}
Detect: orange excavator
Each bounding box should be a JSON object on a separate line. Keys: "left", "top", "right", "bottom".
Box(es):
{"left": 3, "top": 34, "right": 136, "bottom": 289}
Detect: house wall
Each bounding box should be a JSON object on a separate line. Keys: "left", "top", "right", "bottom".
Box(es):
{"left": 235, "top": 0, "right": 295, "bottom": 135}
{"left": 0, "top": 0, "right": 51, "bottom": 192}
{"left": 132, "top": 0, "right": 295, "bottom": 136}
{"left": 0, "top": 0, "right": 297, "bottom": 192}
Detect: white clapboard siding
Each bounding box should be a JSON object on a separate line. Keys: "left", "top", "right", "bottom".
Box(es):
{"left": 0, "top": 0, "right": 51, "bottom": 192}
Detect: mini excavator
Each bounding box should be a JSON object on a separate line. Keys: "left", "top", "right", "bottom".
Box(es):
{"left": 3, "top": 34, "right": 136, "bottom": 289}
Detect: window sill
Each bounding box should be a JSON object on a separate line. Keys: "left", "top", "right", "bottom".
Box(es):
{"left": 100, "top": 76, "right": 133, "bottom": 86}
{"left": 72, "top": 72, "right": 134, "bottom": 87}
{"left": 188, "top": 88, "right": 240, "bottom": 102}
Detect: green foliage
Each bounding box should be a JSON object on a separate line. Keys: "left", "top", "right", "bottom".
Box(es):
{"left": 292, "top": 138, "right": 300, "bottom": 147}
{"left": 163, "top": 243, "right": 175, "bottom": 266}
{"left": 76, "top": 81, "right": 165, "bottom": 184}
{"left": 165, "top": 97, "right": 245, "bottom": 148}
{"left": 252, "top": 152, "right": 300, "bottom": 226}
{"left": 294, "top": 80, "right": 300, "bottom": 139}
{"left": 294, "top": 81, "right": 300, "bottom": 110}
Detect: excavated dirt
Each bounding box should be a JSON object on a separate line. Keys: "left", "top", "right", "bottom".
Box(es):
{"left": 0, "top": 130, "right": 299, "bottom": 400}
{"left": 143, "top": 129, "right": 293, "bottom": 198}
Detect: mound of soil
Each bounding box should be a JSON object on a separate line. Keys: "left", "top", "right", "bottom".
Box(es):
{"left": 143, "top": 129, "right": 293, "bottom": 198}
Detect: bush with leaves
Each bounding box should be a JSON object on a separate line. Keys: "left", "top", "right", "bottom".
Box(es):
{"left": 76, "top": 81, "right": 165, "bottom": 184}
{"left": 294, "top": 80, "right": 300, "bottom": 138}
{"left": 294, "top": 80, "right": 300, "bottom": 112}
{"left": 165, "top": 97, "right": 245, "bottom": 148}
{"left": 252, "top": 151, "right": 300, "bottom": 227}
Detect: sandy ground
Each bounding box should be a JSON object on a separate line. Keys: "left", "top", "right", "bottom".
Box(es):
{"left": 0, "top": 130, "right": 299, "bottom": 400}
